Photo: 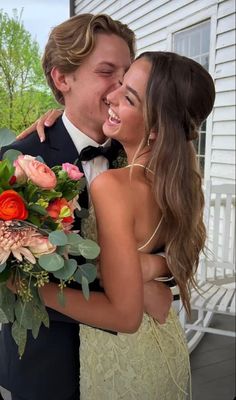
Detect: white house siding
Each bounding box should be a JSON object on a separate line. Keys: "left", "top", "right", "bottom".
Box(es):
{"left": 73, "top": 0, "right": 236, "bottom": 184}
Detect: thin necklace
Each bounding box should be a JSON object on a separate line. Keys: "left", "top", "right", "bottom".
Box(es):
{"left": 125, "top": 163, "right": 154, "bottom": 175}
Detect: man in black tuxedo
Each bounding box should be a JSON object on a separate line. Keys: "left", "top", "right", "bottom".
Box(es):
{"left": 0, "top": 13, "right": 134, "bottom": 400}
{"left": 0, "top": 13, "right": 170, "bottom": 400}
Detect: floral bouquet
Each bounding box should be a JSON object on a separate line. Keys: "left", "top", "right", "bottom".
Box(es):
{"left": 0, "top": 149, "right": 99, "bottom": 357}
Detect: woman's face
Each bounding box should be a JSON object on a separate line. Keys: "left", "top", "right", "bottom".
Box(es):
{"left": 103, "top": 57, "right": 151, "bottom": 147}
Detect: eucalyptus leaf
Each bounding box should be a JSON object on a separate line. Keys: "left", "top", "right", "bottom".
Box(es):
{"left": 30, "top": 302, "right": 49, "bottom": 337}
{"left": 67, "top": 233, "right": 84, "bottom": 246}
{"left": 74, "top": 263, "right": 97, "bottom": 284}
{"left": 38, "top": 253, "right": 64, "bottom": 272}
{"left": 0, "top": 128, "right": 16, "bottom": 147}
{"left": 81, "top": 275, "right": 90, "bottom": 300}
{"left": 15, "top": 299, "right": 33, "bottom": 330}
{"left": 52, "top": 259, "right": 77, "bottom": 280}
{"left": 31, "top": 316, "right": 42, "bottom": 339}
{"left": 0, "top": 268, "right": 11, "bottom": 283}
{"left": 79, "top": 239, "right": 100, "bottom": 260}
{"left": 56, "top": 245, "right": 67, "bottom": 256}
{"left": 0, "top": 308, "right": 8, "bottom": 323}
{"left": 67, "top": 233, "right": 84, "bottom": 256}
{"left": 57, "top": 289, "right": 66, "bottom": 307}
{"left": 35, "top": 156, "right": 45, "bottom": 164}
{"left": 2, "top": 149, "right": 22, "bottom": 163}
{"left": 11, "top": 320, "right": 27, "bottom": 358}
{"left": 0, "top": 262, "right": 6, "bottom": 273}
{"left": 49, "top": 231, "right": 68, "bottom": 246}
{"left": 0, "top": 285, "right": 15, "bottom": 322}
{"left": 35, "top": 303, "right": 49, "bottom": 329}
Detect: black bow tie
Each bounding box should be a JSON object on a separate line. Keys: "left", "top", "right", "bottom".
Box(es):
{"left": 80, "top": 145, "right": 113, "bottom": 162}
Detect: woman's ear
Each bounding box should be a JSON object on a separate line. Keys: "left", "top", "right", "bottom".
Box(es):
{"left": 149, "top": 130, "right": 158, "bottom": 141}
{"left": 148, "top": 130, "right": 158, "bottom": 146}
{"left": 51, "top": 67, "right": 70, "bottom": 93}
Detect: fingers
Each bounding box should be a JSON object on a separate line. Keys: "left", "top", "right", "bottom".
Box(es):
{"left": 16, "top": 121, "right": 39, "bottom": 141}
{"left": 143, "top": 281, "right": 173, "bottom": 324}
{"left": 16, "top": 109, "right": 63, "bottom": 142}
{"left": 43, "top": 109, "right": 63, "bottom": 127}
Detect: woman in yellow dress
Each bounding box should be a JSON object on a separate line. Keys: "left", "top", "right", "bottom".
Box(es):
{"left": 38, "top": 51, "right": 215, "bottom": 399}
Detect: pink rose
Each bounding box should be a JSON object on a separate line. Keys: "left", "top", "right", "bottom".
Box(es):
{"left": 17, "top": 155, "right": 57, "bottom": 189}
{"left": 62, "top": 163, "right": 83, "bottom": 180}
{"left": 14, "top": 158, "right": 27, "bottom": 184}
{"left": 28, "top": 235, "right": 56, "bottom": 257}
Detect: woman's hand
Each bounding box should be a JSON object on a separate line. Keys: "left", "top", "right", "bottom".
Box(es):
{"left": 143, "top": 281, "right": 173, "bottom": 324}
{"left": 17, "top": 109, "right": 63, "bottom": 142}
{"left": 139, "top": 253, "right": 169, "bottom": 282}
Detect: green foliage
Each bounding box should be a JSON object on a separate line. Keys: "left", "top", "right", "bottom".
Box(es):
{"left": 0, "top": 9, "right": 58, "bottom": 135}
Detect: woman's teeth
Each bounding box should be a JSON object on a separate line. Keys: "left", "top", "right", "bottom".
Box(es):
{"left": 108, "top": 108, "right": 120, "bottom": 124}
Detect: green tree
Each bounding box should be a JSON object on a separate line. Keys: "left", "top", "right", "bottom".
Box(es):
{"left": 0, "top": 9, "right": 58, "bottom": 135}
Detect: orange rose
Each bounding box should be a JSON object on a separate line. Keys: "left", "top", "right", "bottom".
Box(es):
{"left": 0, "top": 190, "right": 28, "bottom": 220}
{"left": 47, "top": 198, "right": 73, "bottom": 222}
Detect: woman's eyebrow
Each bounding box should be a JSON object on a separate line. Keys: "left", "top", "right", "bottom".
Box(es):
{"left": 126, "top": 85, "right": 141, "bottom": 103}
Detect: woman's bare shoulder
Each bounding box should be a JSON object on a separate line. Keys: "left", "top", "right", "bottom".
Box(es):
{"left": 90, "top": 168, "right": 129, "bottom": 194}
{"left": 90, "top": 168, "right": 133, "bottom": 219}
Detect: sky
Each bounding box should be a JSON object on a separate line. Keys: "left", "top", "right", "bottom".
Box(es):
{"left": 0, "top": 0, "right": 69, "bottom": 52}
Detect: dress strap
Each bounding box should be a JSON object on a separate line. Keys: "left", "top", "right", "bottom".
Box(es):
{"left": 125, "top": 163, "right": 161, "bottom": 252}
{"left": 125, "top": 163, "right": 154, "bottom": 175}
{"left": 138, "top": 216, "right": 163, "bottom": 251}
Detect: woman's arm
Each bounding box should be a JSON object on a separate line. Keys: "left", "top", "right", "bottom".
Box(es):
{"left": 40, "top": 171, "right": 144, "bottom": 333}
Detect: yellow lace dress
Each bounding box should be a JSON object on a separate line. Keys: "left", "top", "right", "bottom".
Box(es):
{"left": 80, "top": 207, "right": 190, "bottom": 400}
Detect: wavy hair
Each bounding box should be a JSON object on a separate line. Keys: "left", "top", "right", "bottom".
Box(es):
{"left": 138, "top": 52, "right": 215, "bottom": 315}
{"left": 42, "top": 13, "right": 136, "bottom": 104}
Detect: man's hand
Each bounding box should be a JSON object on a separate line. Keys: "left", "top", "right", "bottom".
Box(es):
{"left": 139, "top": 253, "right": 169, "bottom": 282}
{"left": 143, "top": 281, "right": 173, "bottom": 324}
{"left": 17, "top": 109, "right": 63, "bottom": 142}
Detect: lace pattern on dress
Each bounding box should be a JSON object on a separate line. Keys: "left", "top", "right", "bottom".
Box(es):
{"left": 80, "top": 206, "right": 191, "bottom": 400}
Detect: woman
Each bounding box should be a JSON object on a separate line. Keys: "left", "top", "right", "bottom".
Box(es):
{"left": 19, "top": 51, "right": 215, "bottom": 399}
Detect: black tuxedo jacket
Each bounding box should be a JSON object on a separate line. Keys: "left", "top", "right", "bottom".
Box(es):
{"left": 0, "top": 117, "right": 121, "bottom": 400}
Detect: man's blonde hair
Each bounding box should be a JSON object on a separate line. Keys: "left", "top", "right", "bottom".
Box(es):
{"left": 42, "top": 13, "right": 136, "bottom": 104}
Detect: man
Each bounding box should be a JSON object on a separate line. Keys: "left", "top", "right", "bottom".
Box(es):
{"left": 0, "top": 14, "right": 171, "bottom": 400}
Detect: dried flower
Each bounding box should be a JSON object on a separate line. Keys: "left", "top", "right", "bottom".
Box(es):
{"left": 0, "top": 220, "right": 39, "bottom": 264}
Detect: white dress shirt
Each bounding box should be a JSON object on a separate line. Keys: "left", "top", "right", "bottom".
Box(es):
{"left": 62, "top": 112, "right": 110, "bottom": 186}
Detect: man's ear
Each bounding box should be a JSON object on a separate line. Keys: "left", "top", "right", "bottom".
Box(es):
{"left": 51, "top": 67, "right": 70, "bottom": 93}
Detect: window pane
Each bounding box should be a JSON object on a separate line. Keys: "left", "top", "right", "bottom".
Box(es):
{"left": 200, "top": 131, "right": 206, "bottom": 155}
{"left": 173, "top": 21, "right": 210, "bottom": 175}
{"left": 190, "top": 31, "right": 200, "bottom": 57}
{"left": 202, "top": 24, "right": 210, "bottom": 53}
{"left": 201, "top": 54, "right": 209, "bottom": 70}
{"left": 193, "top": 137, "right": 199, "bottom": 153}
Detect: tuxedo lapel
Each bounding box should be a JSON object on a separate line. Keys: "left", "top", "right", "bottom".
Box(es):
{"left": 43, "top": 116, "right": 89, "bottom": 213}
{"left": 43, "top": 117, "right": 79, "bottom": 166}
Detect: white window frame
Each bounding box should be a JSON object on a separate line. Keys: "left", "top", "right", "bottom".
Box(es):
{"left": 165, "top": 6, "right": 217, "bottom": 182}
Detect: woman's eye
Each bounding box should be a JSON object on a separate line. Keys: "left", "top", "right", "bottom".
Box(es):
{"left": 125, "top": 96, "right": 134, "bottom": 105}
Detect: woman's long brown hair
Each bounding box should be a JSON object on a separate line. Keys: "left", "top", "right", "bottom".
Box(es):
{"left": 138, "top": 52, "right": 215, "bottom": 315}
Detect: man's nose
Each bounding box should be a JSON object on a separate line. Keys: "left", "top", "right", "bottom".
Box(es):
{"left": 110, "top": 79, "right": 122, "bottom": 92}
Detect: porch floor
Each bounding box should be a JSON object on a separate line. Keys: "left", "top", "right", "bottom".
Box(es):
{"left": 190, "top": 314, "right": 235, "bottom": 400}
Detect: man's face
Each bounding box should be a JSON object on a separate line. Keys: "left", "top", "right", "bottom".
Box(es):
{"left": 64, "top": 33, "right": 131, "bottom": 142}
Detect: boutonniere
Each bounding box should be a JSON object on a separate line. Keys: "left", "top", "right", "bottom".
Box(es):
{"left": 112, "top": 149, "right": 127, "bottom": 169}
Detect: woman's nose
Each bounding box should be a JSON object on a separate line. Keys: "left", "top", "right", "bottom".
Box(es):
{"left": 106, "top": 86, "right": 120, "bottom": 105}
